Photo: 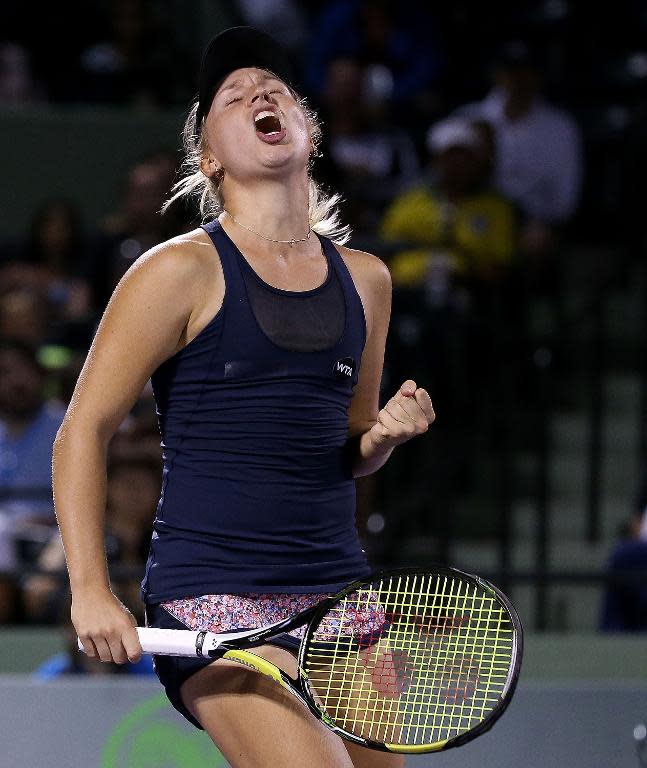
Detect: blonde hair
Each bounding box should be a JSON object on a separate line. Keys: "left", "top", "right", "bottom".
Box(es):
{"left": 161, "top": 91, "right": 351, "bottom": 245}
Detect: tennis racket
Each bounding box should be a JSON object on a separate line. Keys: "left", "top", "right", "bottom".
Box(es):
{"left": 78, "top": 566, "right": 522, "bottom": 754}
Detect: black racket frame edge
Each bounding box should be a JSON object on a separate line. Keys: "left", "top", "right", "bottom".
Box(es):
{"left": 215, "top": 565, "right": 524, "bottom": 753}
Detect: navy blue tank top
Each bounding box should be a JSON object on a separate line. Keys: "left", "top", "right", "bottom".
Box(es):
{"left": 141, "top": 220, "right": 371, "bottom": 602}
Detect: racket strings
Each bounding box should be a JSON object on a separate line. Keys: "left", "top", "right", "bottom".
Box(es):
{"left": 302, "top": 573, "right": 515, "bottom": 746}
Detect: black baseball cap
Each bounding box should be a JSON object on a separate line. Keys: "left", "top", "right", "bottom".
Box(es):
{"left": 194, "top": 26, "right": 294, "bottom": 138}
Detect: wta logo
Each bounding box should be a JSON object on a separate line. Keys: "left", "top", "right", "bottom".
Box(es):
{"left": 333, "top": 356, "right": 355, "bottom": 379}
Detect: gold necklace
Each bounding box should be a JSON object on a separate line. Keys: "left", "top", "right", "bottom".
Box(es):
{"left": 224, "top": 210, "right": 311, "bottom": 247}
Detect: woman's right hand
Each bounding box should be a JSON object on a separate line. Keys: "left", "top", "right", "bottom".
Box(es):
{"left": 72, "top": 587, "right": 143, "bottom": 664}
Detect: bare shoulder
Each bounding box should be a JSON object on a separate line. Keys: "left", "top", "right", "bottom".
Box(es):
{"left": 337, "top": 244, "right": 391, "bottom": 289}
{"left": 126, "top": 227, "right": 217, "bottom": 290}
{"left": 336, "top": 244, "right": 392, "bottom": 338}
{"left": 337, "top": 245, "right": 391, "bottom": 298}
{"left": 113, "top": 227, "right": 223, "bottom": 331}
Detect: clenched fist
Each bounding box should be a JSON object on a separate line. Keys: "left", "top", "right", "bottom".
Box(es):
{"left": 369, "top": 380, "right": 435, "bottom": 450}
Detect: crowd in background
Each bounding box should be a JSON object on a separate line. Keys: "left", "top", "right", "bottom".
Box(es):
{"left": 1, "top": 0, "right": 646, "bottom": 649}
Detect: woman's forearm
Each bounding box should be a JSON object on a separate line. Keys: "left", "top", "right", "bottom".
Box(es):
{"left": 350, "top": 427, "right": 395, "bottom": 478}
{"left": 52, "top": 424, "right": 111, "bottom": 595}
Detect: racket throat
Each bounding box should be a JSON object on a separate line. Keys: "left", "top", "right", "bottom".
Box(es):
{"left": 221, "top": 649, "right": 300, "bottom": 694}
{"left": 202, "top": 608, "right": 318, "bottom": 658}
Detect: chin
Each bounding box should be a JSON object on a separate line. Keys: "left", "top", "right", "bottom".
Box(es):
{"left": 260, "top": 147, "right": 309, "bottom": 173}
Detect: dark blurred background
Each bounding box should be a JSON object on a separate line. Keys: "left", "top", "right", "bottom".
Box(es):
{"left": 1, "top": 0, "right": 647, "bottom": 657}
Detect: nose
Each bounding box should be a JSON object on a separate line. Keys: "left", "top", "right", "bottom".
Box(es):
{"left": 250, "top": 86, "right": 273, "bottom": 105}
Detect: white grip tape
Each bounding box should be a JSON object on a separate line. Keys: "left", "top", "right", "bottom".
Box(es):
{"left": 77, "top": 627, "right": 212, "bottom": 657}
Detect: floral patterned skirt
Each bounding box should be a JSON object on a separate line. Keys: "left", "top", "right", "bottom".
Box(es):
{"left": 161, "top": 589, "right": 388, "bottom": 644}
{"left": 160, "top": 593, "right": 331, "bottom": 640}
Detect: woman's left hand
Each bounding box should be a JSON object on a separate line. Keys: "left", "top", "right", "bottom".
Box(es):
{"left": 368, "top": 379, "right": 435, "bottom": 451}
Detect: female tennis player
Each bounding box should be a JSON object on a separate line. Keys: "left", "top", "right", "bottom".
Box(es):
{"left": 53, "top": 27, "right": 434, "bottom": 768}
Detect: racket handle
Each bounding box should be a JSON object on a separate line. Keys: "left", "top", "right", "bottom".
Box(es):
{"left": 77, "top": 627, "right": 210, "bottom": 657}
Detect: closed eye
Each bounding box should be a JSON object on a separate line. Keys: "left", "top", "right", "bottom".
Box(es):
{"left": 226, "top": 88, "right": 286, "bottom": 106}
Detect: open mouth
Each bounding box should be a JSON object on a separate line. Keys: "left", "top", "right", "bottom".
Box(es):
{"left": 254, "top": 110, "right": 283, "bottom": 137}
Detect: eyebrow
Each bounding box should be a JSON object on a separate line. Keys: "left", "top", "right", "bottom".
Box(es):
{"left": 218, "top": 74, "right": 283, "bottom": 95}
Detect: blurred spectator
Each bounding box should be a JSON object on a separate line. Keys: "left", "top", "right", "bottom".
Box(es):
{"left": 0, "top": 339, "right": 64, "bottom": 522}
{"left": 90, "top": 150, "right": 188, "bottom": 308}
{"left": 600, "top": 532, "right": 647, "bottom": 632}
{"left": 455, "top": 41, "right": 583, "bottom": 265}
{"left": 78, "top": 0, "right": 169, "bottom": 107}
{"left": 22, "top": 200, "right": 91, "bottom": 315}
{"left": 0, "top": 41, "right": 44, "bottom": 104}
{"left": 305, "top": 0, "right": 441, "bottom": 107}
{"left": 380, "top": 116, "right": 516, "bottom": 298}
{"left": 0, "top": 339, "right": 64, "bottom": 620}
{"left": 0, "top": 200, "right": 93, "bottom": 344}
{"left": 315, "top": 56, "right": 419, "bottom": 230}
{"left": 22, "top": 451, "right": 160, "bottom": 623}
{"left": 0, "top": 287, "right": 52, "bottom": 347}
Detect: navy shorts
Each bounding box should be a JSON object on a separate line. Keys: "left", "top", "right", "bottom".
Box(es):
{"left": 144, "top": 603, "right": 301, "bottom": 730}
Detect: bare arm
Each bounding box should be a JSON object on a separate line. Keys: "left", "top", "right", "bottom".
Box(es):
{"left": 344, "top": 248, "right": 434, "bottom": 478}
{"left": 53, "top": 237, "right": 210, "bottom": 663}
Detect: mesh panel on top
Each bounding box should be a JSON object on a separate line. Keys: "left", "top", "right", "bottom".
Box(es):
{"left": 240, "top": 251, "right": 346, "bottom": 352}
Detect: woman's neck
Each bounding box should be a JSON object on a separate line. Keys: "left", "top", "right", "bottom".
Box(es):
{"left": 219, "top": 173, "right": 311, "bottom": 245}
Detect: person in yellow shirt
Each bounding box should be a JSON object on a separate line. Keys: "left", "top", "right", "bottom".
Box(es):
{"left": 380, "top": 117, "right": 517, "bottom": 303}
